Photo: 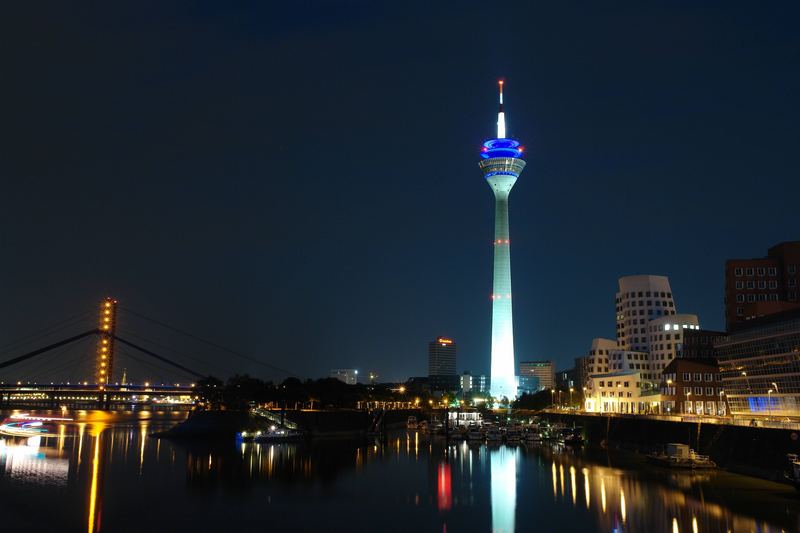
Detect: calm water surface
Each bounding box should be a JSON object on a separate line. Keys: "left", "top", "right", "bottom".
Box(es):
{"left": 0, "top": 410, "right": 799, "bottom": 532}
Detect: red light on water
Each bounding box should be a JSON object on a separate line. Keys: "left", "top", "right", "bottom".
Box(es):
{"left": 437, "top": 462, "right": 452, "bottom": 511}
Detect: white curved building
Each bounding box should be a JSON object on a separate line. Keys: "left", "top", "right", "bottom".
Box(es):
{"left": 647, "top": 314, "right": 700, "bottom": 373}
{"left": 616, "top": 275, "right": 677, "bottom": 352}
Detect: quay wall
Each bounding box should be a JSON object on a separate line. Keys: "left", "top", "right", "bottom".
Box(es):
{"left": 542, "top": 412, "right": 800, "bottom": 481}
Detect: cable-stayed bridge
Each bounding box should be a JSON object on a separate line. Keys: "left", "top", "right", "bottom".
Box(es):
{"left": 0, "top": 297, "right": 290, "bottom": 409}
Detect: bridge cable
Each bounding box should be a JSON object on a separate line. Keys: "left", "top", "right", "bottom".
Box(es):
{"left": 0, "top": 310, "right": 94, "bottom": 355}
{"left": 115, "top": 345, "right": 197, "bottom": 383}
{"left": 16, "top": 338, "right": 92, "bottom": 383}
{"left": 0, "top": 329, "right": 99, "bottom": 370}
{"left": 119, "top": 307, "right": 300, "bottom": 378}
{"left": 115, "top": 329, "right": 230, "bottom": 376}
{"left": 113, "top": 336, "right": 205, "bottom": 379}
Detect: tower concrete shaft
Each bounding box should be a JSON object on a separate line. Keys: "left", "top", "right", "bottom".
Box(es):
{"left": 479, "top": 81, "right": 526, "bottom": 401}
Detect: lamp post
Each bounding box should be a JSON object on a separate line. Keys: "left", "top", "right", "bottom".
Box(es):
{"left": 666, "top": 379, "right": 673, "bottom": 413}
{"left": 685, "top": 390, "right": 692, "bottom": 414}
{"left": 768, "top": 388, "right": 774, "bottom": 421}
{"left": 741, "top": 371, "right": 751, "bottom": 393}
{"left": 772, "top": 382, "right": 780, "bottom": 417}
{"left": 718, "top": 390, "right": 725, "bottom": 416}
{"left": 569, "top": 387, "right": 574, "bottom": 409}
{"left": 550, "top": 388, "right": 555, "bottom": 409}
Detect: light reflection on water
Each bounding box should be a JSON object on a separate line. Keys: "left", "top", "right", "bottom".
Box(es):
{"left": 0, "top": 411, "right": 798, "bottom": 532}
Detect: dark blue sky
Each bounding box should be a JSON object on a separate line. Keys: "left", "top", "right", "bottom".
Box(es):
{"left": 1, "top": 2, "right": 799, "bottom": 383}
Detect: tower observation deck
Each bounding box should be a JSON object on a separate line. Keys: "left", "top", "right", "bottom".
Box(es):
{"left": 479, "top": 80, "right": 526, "bottom": 401}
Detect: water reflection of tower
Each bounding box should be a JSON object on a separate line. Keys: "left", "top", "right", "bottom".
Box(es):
{"left": 490, "top": 445, "right": 519, "bottom": 533}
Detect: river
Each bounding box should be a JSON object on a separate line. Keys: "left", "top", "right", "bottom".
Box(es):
{"left": 0, "top": 409, "right": 798, "bottom": 532}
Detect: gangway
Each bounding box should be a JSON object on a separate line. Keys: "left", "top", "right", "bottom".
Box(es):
{"left": 252, "top": 407, "right": 298, "bottom": 430}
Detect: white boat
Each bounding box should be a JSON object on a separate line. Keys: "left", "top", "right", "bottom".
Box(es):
{"left": 407, "top": 416, "right": 418, "bottom": 430}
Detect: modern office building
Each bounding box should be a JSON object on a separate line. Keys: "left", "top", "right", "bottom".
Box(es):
{"left": 574, "top": 356, "right": 588, "bottom": 391}
{"left": 519, "top": 361, "right": 553, "bottom": 391}
{"left": 681, "top": 328, "right": 726, "bottom": 359}
{"left": 428, "top": 337, "right": 458, "bottom": 393}
{"left": 460, "top": 372, "right": 473, "bottom": 394}
{"left": 725, "top": 241, "right": 800, "bottom": 328}
{"left": 646, "top": 314, "right": 700, "bottom": 374}
{"left": 517, "top": 375, "right": 540, "bottom": 395}
{"left": 476, "top": 375, "right": 489, "bottom": 394}
{"left": 480, "top": 80, "right": 527, "bottom": 401}
{"left": 330, "top": 369, "right": 358, "bottom": 385}
{"left": 555, "top": 368, "right": 577, "bottom": 389}
{"left": 616, "top": 275, "right": 677, "bottom": 351}
{"left": 660, "top": 358, "right": 723, "bottom": 415}
{"left": 716, "top": 308, "right": 800, "bottom": 417}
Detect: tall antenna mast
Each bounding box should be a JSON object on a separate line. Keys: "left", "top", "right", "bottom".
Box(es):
{"left": 497, "top": 80, "right": 506, "bottom": 139}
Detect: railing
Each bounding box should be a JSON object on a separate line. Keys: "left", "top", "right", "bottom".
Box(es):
{"left": 251, "top": 407, "right": 298, "bottom": 430}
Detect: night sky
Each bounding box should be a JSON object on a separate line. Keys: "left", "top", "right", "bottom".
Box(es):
{"left": 2, "top": 2, "right": 799, "bottom": 384}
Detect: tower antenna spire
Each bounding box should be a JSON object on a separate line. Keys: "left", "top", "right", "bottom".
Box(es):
{"left": 497, "top": 80, "right": 506, "bottom": 139}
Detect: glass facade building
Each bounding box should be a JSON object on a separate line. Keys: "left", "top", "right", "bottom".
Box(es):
{"left": 716, "top": 309, "right": 800, "bottom": 417}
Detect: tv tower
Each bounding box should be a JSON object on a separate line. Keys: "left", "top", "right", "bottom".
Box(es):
{"left": 479, "top": 80, "right": 526, "bottom": 401}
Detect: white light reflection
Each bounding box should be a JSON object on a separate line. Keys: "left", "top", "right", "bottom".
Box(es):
{"left": 570, "top": 466, "right": 577, "bottom": 505}
{"left": 582, "top": 467, "right": 590, "bottom": 509}
{"left": 490, "top": 446, "right": 518, "bottom": 533}
{"left": 601, "top": 477, "right": 607, "bottom": 513}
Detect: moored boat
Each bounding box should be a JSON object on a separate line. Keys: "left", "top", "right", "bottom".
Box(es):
{"left": 646, "top": 443, "right": 716, "bottom": 469}
{"left": 239, "top": 428, "right": 305, "bottom": 443}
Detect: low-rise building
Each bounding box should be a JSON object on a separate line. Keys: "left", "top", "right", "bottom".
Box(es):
{"left": 660, "top": 358, "right": 724, "bottom": 415}
{"left": 583, "top": 371, "right": 661, "bottom": 414}
{"left": 519, "top": 361, "right": 554, "bottom": 391}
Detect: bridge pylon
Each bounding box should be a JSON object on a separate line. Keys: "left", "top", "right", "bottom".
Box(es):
{"left": 97, "top": 297, "right": 117, "bottom": 389}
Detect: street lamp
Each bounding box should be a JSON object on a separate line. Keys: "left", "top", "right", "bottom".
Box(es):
{"left": 741, "top": 371, "right": 752, "bottom": 393}
{"left": 768, "top": 389, "right": 774, "bottom": 420}
{"left": 582, "top": 386, "right": 587, "bottom": 412}
{"left": 718, "top": 390, "right": 725, "bottom": 416}
{"left": 685, "top": 391, "right": 692, "bottom": 414}
{"left": 550, "top": 388, "right": 555, "bottom": 408}
{"left": 569, "top": 387, "right": 574, "bottom": 409}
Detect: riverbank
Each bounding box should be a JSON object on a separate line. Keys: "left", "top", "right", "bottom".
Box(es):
{"left": 541, "top": 411, "right": 800, "bottom": 482}
{"left": 151, "top": 408, "right": 421, "bottom": 439}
